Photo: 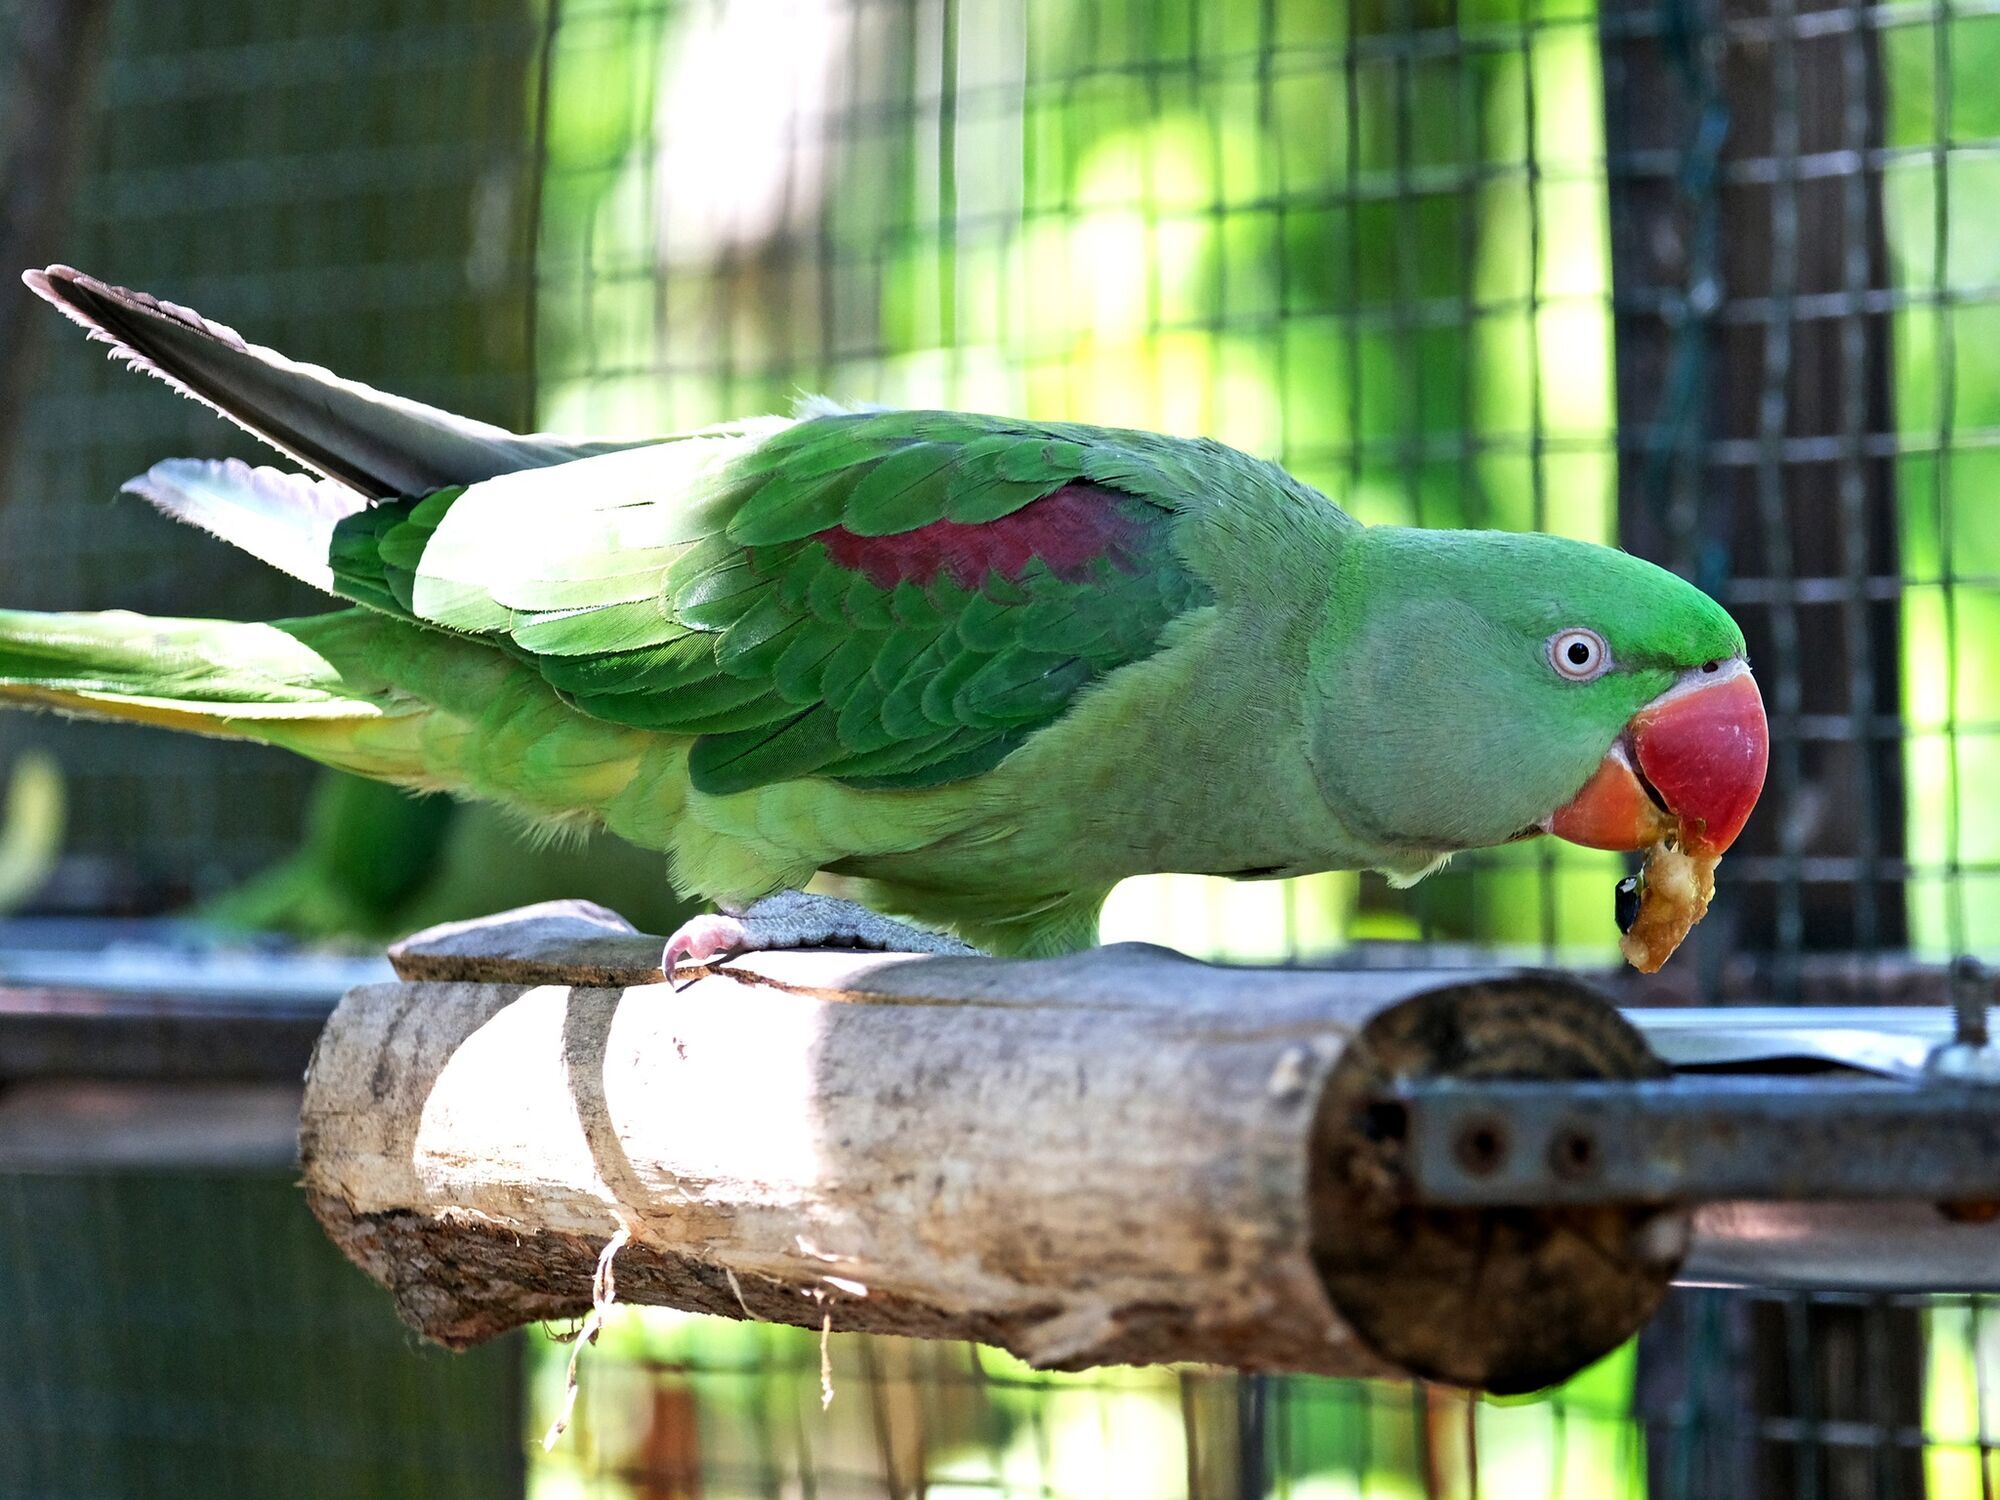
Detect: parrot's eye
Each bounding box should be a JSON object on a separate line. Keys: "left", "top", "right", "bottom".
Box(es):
{"left": 1548, "top": 627, "right": 1611, "bottom": 682}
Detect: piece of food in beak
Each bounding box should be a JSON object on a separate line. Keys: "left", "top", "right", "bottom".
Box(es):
{"left": 1546, "top": 664, "right": 1769, "bottom": 972}
{"left": 1617, "top": 843, "right": 1716, "bottom": 973}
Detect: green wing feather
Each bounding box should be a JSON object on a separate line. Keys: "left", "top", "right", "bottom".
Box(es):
{"left": 329, "top": 410, "right": 1226, "bottom": 796}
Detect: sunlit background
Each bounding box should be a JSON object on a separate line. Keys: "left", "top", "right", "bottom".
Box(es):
{"left": 1, "top": 0, "right": 1998, "bottom": 1495}
{"left": 535, "top": 0, "right": 1628, "bottom": 965}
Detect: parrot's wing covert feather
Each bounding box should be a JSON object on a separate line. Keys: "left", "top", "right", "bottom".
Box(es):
{"left": 124, "top": 458, "right": 369, "bottom": 593}
{"left": 23, "top": 266, "right": 654, "bottom": 495}
{"left": 334, "top": 410, "right": 1217, "bottom": 795}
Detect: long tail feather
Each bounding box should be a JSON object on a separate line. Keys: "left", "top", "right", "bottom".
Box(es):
{"left": 0, "top": 609, "right": 651, "bottom": 840}
{"left": 0, "top": 608, "right": 401, "bottom": 746}
{"left": 23, "top": 265, "right": 653, "bottom": 495}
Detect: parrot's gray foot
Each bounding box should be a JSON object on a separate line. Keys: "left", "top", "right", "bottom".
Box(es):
{"left": 661, "top": 890, "right": 979, "bottom": 985}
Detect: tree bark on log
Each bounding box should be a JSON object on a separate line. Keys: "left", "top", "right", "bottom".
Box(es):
{"left": 300, "top": 902, "right": 1686, "bottom": 1394}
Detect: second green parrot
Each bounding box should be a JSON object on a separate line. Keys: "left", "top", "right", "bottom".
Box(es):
{"left": 1, "top": 267, "right": 1767, "bottom": 966}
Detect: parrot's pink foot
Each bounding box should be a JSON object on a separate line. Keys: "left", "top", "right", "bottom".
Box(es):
{"left": 661, "top": 890, "right": 978, "bottom": 987}
{"left": 661, "top": 912, "right": 753, "bottom": 974}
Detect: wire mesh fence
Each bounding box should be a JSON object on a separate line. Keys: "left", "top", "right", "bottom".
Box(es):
{"left": 0, "top": 0, "right": 545, "bottom": 907}
{"left": 2, "top": 0, "right": 1998, "bottom": 1495}
{"left": 0, "top": 1168, "right": 522, "bottom": 1500}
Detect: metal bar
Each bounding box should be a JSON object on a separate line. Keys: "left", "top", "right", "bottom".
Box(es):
{"left": 1387, "top": 1075, "right": 2000, "bottom": 1205}
{"left": 0, "top": 922, "right": 386, "bottom": 1080}
{"left": 0, "top": 985, "right": 334, "bottom": 1081}
{"left": 0, "top": 1080, "right": 305, "bottom": 1170}
{"left": 1686, "top": 1200, "right": 2000, "bottom": 1291}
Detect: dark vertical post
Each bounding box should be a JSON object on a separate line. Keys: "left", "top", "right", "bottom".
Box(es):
{"left": 1603, "top": 0, "right": 1906, "bottom": 980}
{"left": 1601, "top": 3, "right": 1923, "bottom": 1497}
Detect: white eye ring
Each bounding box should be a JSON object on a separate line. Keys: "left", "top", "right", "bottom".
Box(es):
{"left": 1548, "top": 627, "right": 1611, "bottom": 682}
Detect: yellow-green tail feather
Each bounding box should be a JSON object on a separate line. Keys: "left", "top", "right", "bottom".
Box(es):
{"left": 0, "top": 608, "right": 423, "bottom": 775}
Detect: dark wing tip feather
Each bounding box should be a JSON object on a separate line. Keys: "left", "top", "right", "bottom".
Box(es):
{"left": 24, "top": 263, "right": 657, "bottom": 498}
{"left": 21, "top": 264, "right": 257, "bottom": 426}
{"left": 22, "top": 266, "right": 99, "bottom": 336}
{"left": 25, "top": 263, "right": 253, "bottom": 357}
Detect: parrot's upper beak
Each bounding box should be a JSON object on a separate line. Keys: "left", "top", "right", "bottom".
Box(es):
{"left": 1543, "top": 661, "right": 1769, "bottom": 858}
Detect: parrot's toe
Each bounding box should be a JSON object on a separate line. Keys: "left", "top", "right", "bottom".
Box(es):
{"left": 661, "top": 890, "right": 977, "bottom": 988}
{"left": 661, "top": 912, "right": 755, "bottom": 987}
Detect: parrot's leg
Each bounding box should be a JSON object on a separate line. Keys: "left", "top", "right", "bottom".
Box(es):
{"left": 662, "top": 889, "right": 979, "bottom": 984}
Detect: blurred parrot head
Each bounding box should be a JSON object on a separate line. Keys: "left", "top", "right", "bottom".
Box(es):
{"left": 1307, "top": 526, "right": 1768, "bottom": 862}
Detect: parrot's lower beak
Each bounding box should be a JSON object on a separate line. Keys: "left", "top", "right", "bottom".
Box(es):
{"left": 1543, "top": 663, "right": 1769, "bottom": 858}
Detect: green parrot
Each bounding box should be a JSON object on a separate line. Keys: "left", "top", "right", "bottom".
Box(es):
{"left": 1, "top": 267, "right": 1768, "bottom": 967}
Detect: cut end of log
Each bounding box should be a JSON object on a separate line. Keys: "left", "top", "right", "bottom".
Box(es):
{"left": 1308, "top": 974, "right": 1688, "bottom": 1394}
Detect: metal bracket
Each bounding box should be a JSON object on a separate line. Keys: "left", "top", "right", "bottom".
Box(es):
{"left": 1382, "top": 1074, "right": 2000, "bottom": 1207}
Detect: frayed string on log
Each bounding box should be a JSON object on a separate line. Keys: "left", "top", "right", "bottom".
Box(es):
{"left": 541, "top": 1217, "right": 633, "bottom": 1452}
{"left": 818, "top": 1301, "right": 835, "bottom": 1411}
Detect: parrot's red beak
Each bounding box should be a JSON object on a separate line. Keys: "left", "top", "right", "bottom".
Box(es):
{"left": 1544, "top": 664, "right": 1769, "bottom": 858}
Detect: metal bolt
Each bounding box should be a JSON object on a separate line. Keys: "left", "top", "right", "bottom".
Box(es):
{"left": 1950, "top": 956, "right": 1991, "bottom": 1051}
{"left": 1929, "top": 958, "right": 2000, "bottom": 1084}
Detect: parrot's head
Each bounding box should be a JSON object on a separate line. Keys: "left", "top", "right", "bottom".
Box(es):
{"left": 1307, "top": 526, "right": 1768, "bottom": 863}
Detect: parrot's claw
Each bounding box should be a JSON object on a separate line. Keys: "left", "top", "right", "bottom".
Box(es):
{"left": 661, "top": 912, "right": 755, "bottom": 989}
{"left": 660, "top": 890, "right": 979, "bottom": 988}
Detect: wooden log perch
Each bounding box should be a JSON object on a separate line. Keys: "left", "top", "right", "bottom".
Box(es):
{"left": 300, "top": 901, "right": 1687, "bottom": 1394}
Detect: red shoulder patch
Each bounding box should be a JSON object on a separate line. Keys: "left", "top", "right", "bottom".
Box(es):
{"left": 813, "top": 484, "right": 1152, "bottom": 590}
